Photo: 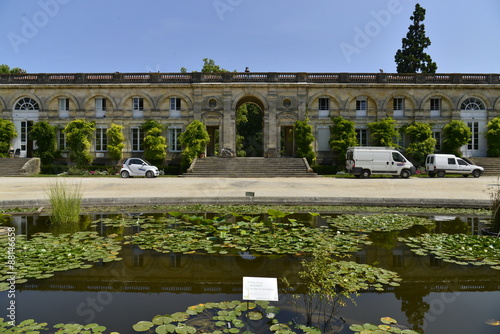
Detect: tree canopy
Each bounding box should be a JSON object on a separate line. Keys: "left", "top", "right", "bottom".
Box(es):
{"left": 0, "top": 64, "right": 26, "bottom": 74}
{"left": 394, "top": 3, "right": 437, "bottom": 73}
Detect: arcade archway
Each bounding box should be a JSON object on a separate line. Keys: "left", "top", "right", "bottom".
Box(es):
{"left": 235, "top": 97, "right": 264, "bottom": 157}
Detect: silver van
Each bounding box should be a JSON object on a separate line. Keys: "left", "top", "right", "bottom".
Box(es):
{"left": 425, "top": 154, "right": 483, "bottom": 178}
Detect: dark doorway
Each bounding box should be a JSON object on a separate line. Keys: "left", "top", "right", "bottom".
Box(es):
{"left": 206, "top": 126, "right": 219, "bottom": 157}
{"left": 281, "top": 126, "right": 294, "bottom": 157}
{"left": 236, "top": 103, "right": 263, "bottom": 157}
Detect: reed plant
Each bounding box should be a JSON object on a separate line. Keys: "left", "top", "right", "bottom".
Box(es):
{"left": 45, "top": 179, "right": 82, "bottom": 224}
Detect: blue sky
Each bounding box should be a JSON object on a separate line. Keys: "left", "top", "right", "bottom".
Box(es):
{"left": 1, "top": 0, "right": 499, "bottom": 74}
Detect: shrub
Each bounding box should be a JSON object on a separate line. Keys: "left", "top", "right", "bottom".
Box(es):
{"left": 64, "top": 120, "right": 95, "bottom": 167}
{"left": 329, "top": 116, "right": 358, "bottom": 168}
{"left": 294, "top": 117, "right": 316, "bottom": 165}
{"left": 179, "top": 120, "right": 210, "bottom": 168}
{"left": 106, "top": 124, "right": 125, "bottom": 162}
{"left": 486, "top": 116, "right": 500, "bottom": 157}
{"left": 0, "top": 119, "right": 17, "bottom": 157}
{"left": 403, "top": 122, "right": 436, "bottom": 165}
{"left": 442, "top": 120, "right": 471, "bottom": 157}
{"left": 29, "top": 121, "right": 58, "bottom": 165}
{"left": 368, "top": 117, "right": 400, "bottom": 148}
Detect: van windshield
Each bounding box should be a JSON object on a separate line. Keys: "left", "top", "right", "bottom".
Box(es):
{"left": 392, "top": 152, "right": 405, "bottom": 162}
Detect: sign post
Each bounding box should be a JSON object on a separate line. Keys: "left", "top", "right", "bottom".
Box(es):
{"left": 242, "top": 276, "right": 279, "bottom": 302}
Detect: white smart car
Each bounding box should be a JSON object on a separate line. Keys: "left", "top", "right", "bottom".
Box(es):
{"left": 120, "top": 158, "right": 160, "bottom": 178}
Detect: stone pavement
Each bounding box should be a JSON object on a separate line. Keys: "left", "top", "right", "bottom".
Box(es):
{"left": 0, "top": 176, "right": 498, "bottom": 209}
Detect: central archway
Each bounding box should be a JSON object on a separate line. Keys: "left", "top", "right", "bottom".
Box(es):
{"left": 235, "top": 96, "right": 265, "bottom": 157}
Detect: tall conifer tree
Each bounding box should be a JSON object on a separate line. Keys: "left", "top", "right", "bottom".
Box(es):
{"left": 395, "top": 4, "right": 437, "bottom": 73}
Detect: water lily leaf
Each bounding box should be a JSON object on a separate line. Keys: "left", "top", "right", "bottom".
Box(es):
{"left": 247, "top": 311, "right": 263, "bottom": 320}
{"left": 381, "top": 317, "right": 397, "bottom": 324}
{"left": 132, "top": 321, "right": 154, "bottom": 332}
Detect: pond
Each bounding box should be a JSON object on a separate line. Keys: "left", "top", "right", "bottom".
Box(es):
{"left": 1, "top": 209, "right": 500, "bottom": 334}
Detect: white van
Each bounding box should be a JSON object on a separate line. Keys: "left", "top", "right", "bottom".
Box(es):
{"left": 346, "top": 147, "right": 416, "bottom": 178}
{"left": 425, "top": 154, "right": 484, "bottom": 178}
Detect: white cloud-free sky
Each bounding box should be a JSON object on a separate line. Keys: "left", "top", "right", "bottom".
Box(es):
{"left": 1, "top": 0, "right": 499, "bottom": 74}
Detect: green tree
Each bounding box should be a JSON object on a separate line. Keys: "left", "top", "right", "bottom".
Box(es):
{"left": 179, "top": 120, "right": 210, "bottom": 168}
{"left": 64, "top": 119, "right": 95, "bottom": 167}
{"left": 141, "top": 120, "right": 166, "bottom": 163}
{"left": 0, "top": 119, "right": 17, "bottom": 157}
{"left": 403, "top": 122, "right": 436, "bottom": 164}
{"left": 29, "top": 121, "right": 57, "bottom": 165}
{"left": 236, "top": 103, "right": 263, "bottom": 157}
{"left": 106, "top": 124, "right": 125, "bottom": 162}
{"left": 368, "top": 117, "right": 400, "bottom": 147}
{"left": 201, "top": 58, "right": 229, "bottom": 73}
{"left": 294, "top": 117, "right": 316, "bottom": 165}
{"left": 329, "top": 116, "right": 358, "bottom": 168}
{"left": 0, "top": 64, "right": 26, "bottom": 73}
{"left": 395, "top": 3, "right": 437, "bottom": 73}
{"left": 442, "top": 120, "right": 471, "bottom": 157}
{"left": 486, "top": 116, "right": 500, "bottom": 157}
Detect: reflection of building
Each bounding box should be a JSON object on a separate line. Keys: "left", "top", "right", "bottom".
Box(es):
{"left": 1, "top": 72, "right": 499, "bottom": 163}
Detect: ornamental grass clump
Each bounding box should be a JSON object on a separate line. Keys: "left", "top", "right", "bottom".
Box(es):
{"left": 46, "top": 179, "right": 82, "bottom": 224}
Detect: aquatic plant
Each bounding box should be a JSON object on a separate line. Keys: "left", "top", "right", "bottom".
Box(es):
{"left": 0, "top": 318, "right": 108, "bottom": 334}
{"left": 0, "top": 232, "right": 122, "bottom": 291}
{"left": 328, "top": 214, "right": 434, "bottom": 232}
{"left": 349, "top": 316, "right": 420, "bottom": 333}
{"left": 112, "top": 213, "right": 368, "bottom": 256}
{"left": 45, "top": 179, "right": 82, "bottom": 224}
{"left": 132, "top": 300, "right": 320, "bottom": 333}
{"left": 400, "top": 233, "right": 500, "bottom": 270}
{"left": 283, "top": 242, "right": 401, "bottom": 332}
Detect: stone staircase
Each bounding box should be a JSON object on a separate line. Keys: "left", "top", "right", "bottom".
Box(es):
{"left": 469, "top": 157, "right": 500, "bottom": 176}
{"left": 0, "top": 158, "right": 40, "bottom": 176}
{"left": 182, "top": 157, "right": 318, "bottom": 177}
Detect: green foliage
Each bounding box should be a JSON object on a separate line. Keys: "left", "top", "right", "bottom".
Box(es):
{"left": 106, "top": 123, "right": 125, "bottom": 161}
{"left": 395, "top": 4, "right": 437, "bottom": 73}
{"left": 201, "top": 58, "right": 229, "bottom": 73}
{"left": 403, "top": 122, "right": 436, "bottom": 164}
{"left": 368, "top": 117, "right": 399, "bottom": 147}
{"left": 442, "top": 120, "right": 471, "bottom": 156}
{"left": 29, "top": 121, "right": 57, "bottom": 164}
{"left": 64, "top": 119, "right": 95, "bottom": 167}
{"left": 141, "top": 121, "right": 167, "bottom": 163}
{"left": 236, "top": 103, "right": 263, "bottom": 157}
{"left": 401, "top": 233, "right": 500, "bottom": 270}
{"left": 486, "top": 116, "right": 500, "bottom": 157}
{"left": 328, "top": 214, "right": 434, "bottom": 232}
{"left": 329, "top": 116, "right": 358, "bottom": 168}
{"left": 349, "top": 317, "right": 420, "bottom": 333}
{"left": 0, "top": 231, "right": 121, "bottom": 291}
{"left": 45, "top": 179, "right": 82, "bottom": 224}
{"left": 294, "top": 117, "right": 316, "bottom": 164}
{"left": 0, "top": 119, "right": 17, "bottom": 157}
{"left": 0, "top": 64, "right": 26, "bottom": 73}
{"left": 179, "top": 120, "right": 210, "bottom": 167}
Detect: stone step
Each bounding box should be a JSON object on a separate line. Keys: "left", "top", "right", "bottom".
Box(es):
{"left": 469, "top": 157, "right": 500, "bottom": 175}
{"left": 0, "top": 158, "right": 32, "bottom": 176}
{"left": 182, "top": 157, "right": 317, "bottom": 177}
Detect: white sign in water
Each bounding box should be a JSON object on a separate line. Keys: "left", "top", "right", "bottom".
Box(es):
{"left": 242, "top": 276, "right": 279, "bottom": 301}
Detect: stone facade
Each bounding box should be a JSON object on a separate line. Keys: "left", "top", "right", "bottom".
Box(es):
{"left": 1, "top": 72, "right": 499, "bottom": 164}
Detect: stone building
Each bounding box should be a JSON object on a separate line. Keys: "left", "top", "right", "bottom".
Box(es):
{"left": 1, "top": 72, "right": 499, "bottom": 164}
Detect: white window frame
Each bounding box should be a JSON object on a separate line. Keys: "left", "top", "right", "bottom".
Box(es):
{"left": 170, "top": 97, "right": 181, "bottom": 118}
{"left": 393, "top": 97, "right": 404, "bottom": 118}
{"left": 168, "top": 127, "right": 182, "bottom": 152}
{"left": 131, "top": 127, "right": 144, "bottom": 152}
{"left": 318, "top": 97, "right": 330, "bottom": 118}
{"left": 432, "top": 130, "right": 441, "bottom": 151}
{"left": 430, "top": 98, "right": 441, "bottom": 118}
{"left": 356, "top": 98, "right": 367, "bottom": 117}
{"left": 356, "top": 128, "right": 368, "bottom": 146}
{"left": 95, "top": 97, "right": 107, "bottom": 118}
{"left": 59, "top": 98, "right": 69, "bottom": 118}
{"left": 95, "top": 127, "right": 108, "bottom": 152}
{"left": 133, "top": 97, "right": 144, "bottom": 118}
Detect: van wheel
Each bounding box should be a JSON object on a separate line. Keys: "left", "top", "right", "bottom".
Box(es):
{"left": 400, "top": 169, "right": 410, "bottom": 179}
{"left": 472, "top": 170, "right": 481, "bottom": 178}
{"left": 437, "top": 171, "right": 445, "bottom": 178}
{"left": 361, "top": 169, "right": 371, "bottom": 178}
{"left": 428, "top": 172, "right": 436, "bottom": 178}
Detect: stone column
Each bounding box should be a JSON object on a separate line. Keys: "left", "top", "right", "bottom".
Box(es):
{"left": 222, "top": 90, "right": 235, "bottom": 151}
{"left": 266, "top": 90, "right": 279, "bottom": 157}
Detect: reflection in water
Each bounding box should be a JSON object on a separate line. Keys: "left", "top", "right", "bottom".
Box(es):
{"left": 2, "top": 213, "right": 499, "bottom": 333}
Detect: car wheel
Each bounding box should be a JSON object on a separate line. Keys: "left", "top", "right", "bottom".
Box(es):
{"left": 400, "top": 169, "right": 410, "bottom": 179}
{"left": 428, "top": 172, "right": 435, "bottom": 178}
{"left": 120, "top": 170, "right": 130, "bottom": 178}
{"left": 437, "top": 171, "right": 445, "bottom": 178}
{"left": 146, "top": 170, "right": 154, "bottom": 178}
{"left": 472, "top": 170, "right": 481, "bottom": 178}
{"left": 361, "top": 169, "right": 371, "bottom": 179}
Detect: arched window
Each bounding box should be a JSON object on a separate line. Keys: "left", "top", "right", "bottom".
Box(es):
{"left": 14, "top": 98, "right": 39, "bottom": 110}
{"left": 461, "top": 98, "right": 485, "bottom": 110}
